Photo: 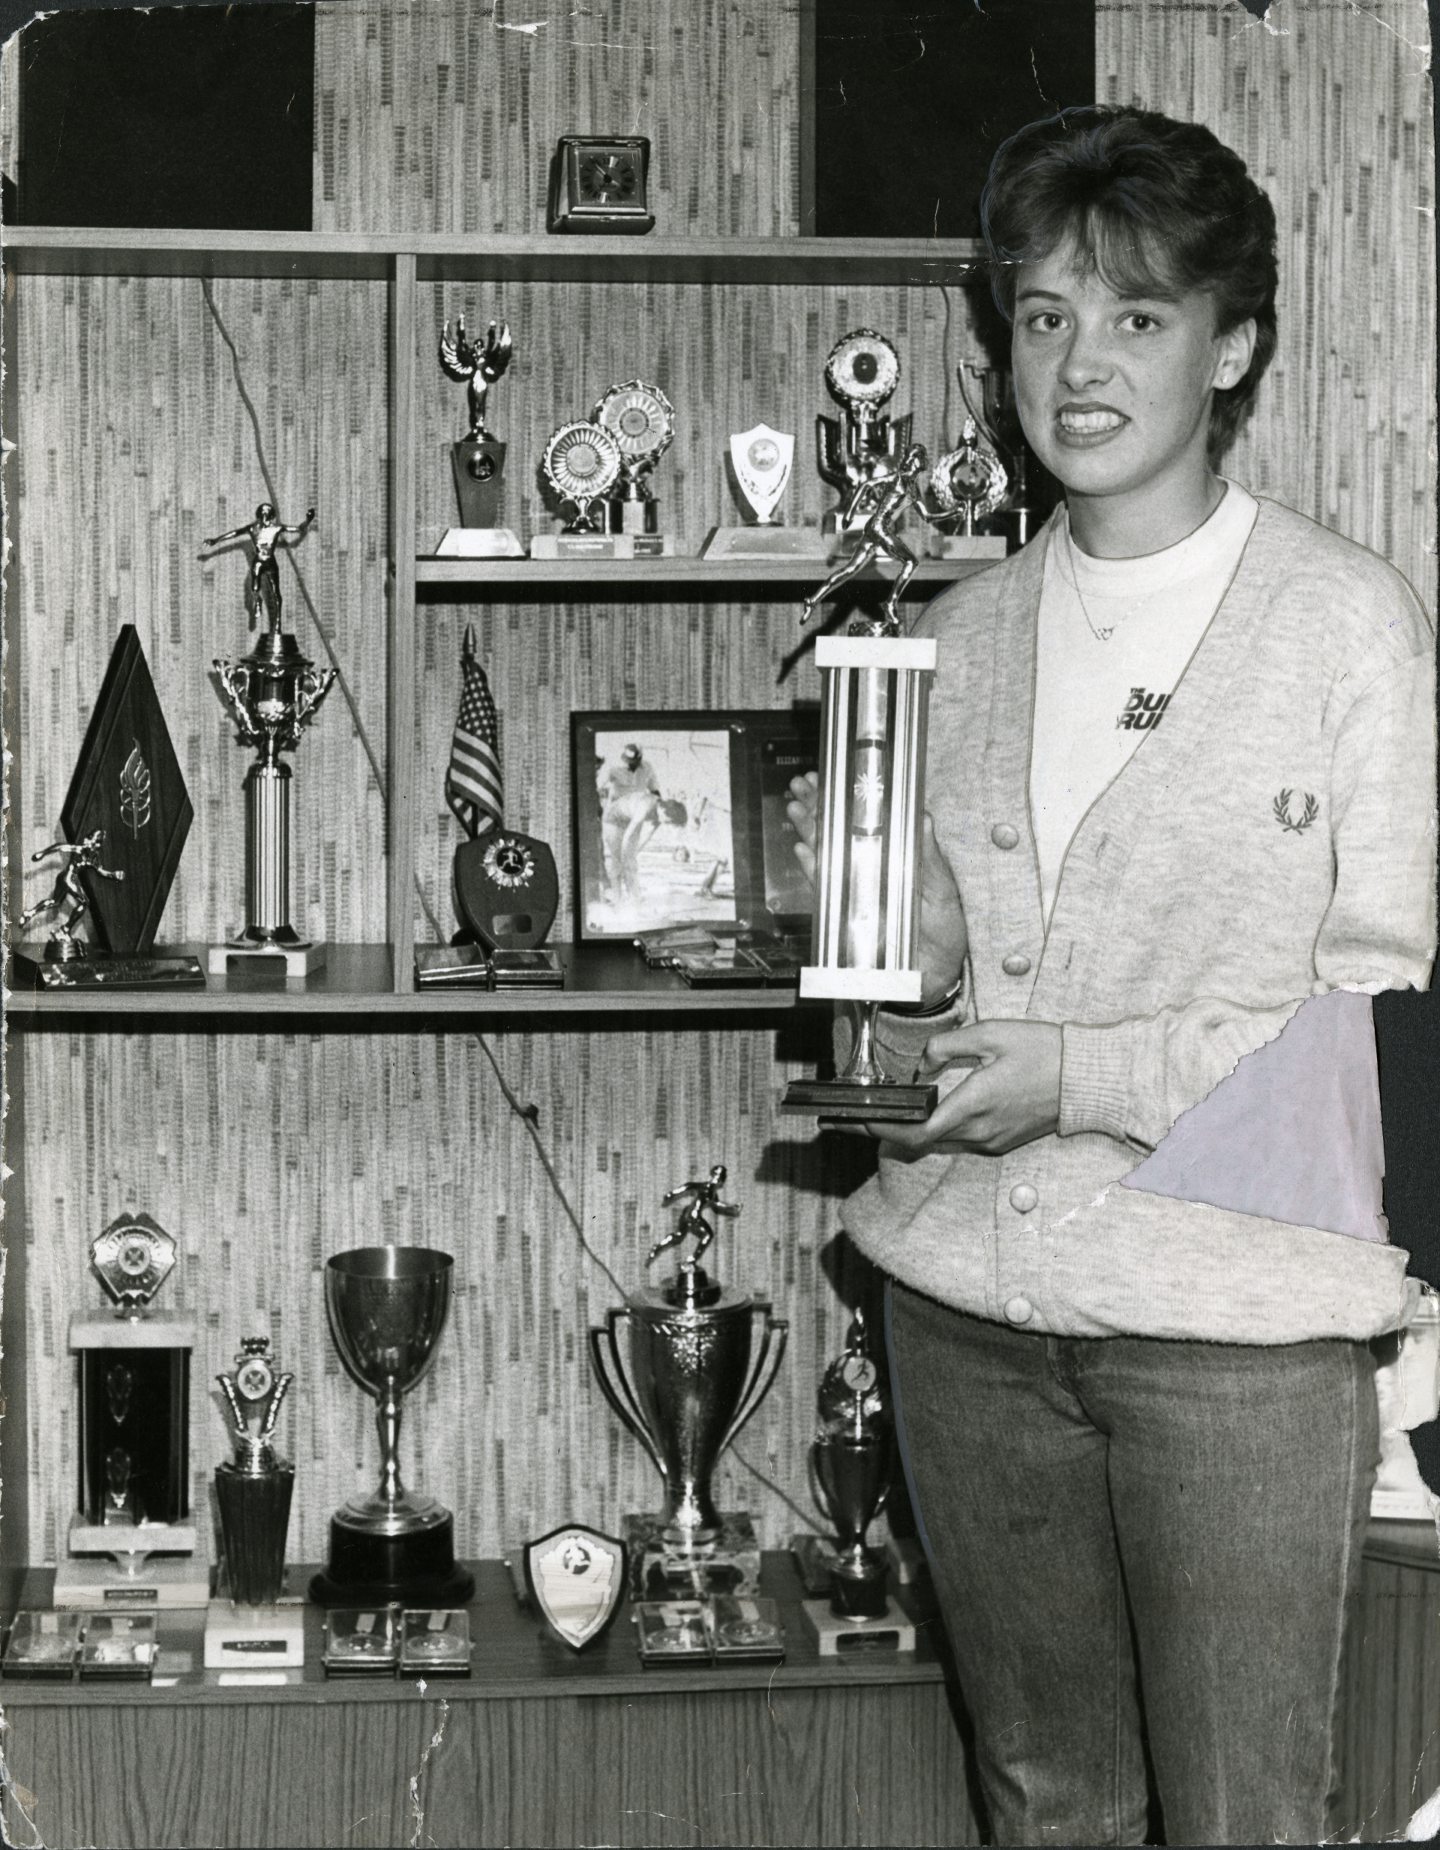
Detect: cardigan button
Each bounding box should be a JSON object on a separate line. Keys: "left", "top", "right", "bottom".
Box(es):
{"left": 1001, "top": 953, "right": 1032, "bottom": 976}
{"left": 990, "top": 823, "right": 1020, "bottom": 850}
{"left": 1004, "top": 1295, "right": 1034, "bottom": 1325}
{"left": 1008, "top": 1183, "right": 1039, "bottom": 1214}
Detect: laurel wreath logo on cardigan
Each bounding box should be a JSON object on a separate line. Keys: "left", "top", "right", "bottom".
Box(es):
{"left": 1273, "top": 789, "right": 1319, "bottom": 834}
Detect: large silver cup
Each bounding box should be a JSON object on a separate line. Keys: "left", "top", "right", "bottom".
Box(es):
{"left": 310, "top": 1246, "right": 474, "bottom": 1606}
{"left": 590, "top": 1272, "right": 787, "bottom": 1545}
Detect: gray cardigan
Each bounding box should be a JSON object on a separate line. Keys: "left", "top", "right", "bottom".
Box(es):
{"left": 841, "top": 497, "right": 1436, "bottom": 1344}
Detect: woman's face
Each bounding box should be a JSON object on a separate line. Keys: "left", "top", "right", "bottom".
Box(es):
{"left": 1011, "top": 236, "right": 1256, "bottom": 521}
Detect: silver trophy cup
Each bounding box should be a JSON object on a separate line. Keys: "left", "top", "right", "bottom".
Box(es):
{"left": 310, "top": 1246, "right": 474, "bottom": 1607}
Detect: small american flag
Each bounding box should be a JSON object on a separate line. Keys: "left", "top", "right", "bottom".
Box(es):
{"left": 445, "top": 624, "right": 503, "bottom": 839}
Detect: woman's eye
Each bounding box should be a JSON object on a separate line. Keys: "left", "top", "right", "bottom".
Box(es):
{"left": 1027, "top": 312, "right": 1065, "bottom": 332}
{"left": 1124, "top": 313, "right": 1159, "bottom": 332}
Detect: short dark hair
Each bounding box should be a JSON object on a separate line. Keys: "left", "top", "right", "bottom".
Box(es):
{"left": 980, "top": 107, "right": 1278, "bottom": 455}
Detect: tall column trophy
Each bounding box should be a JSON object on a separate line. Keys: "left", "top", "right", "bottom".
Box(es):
{"left": 703, "top": 424, "right": 828, "bottom": 560}
{"left": 793, "top": 1310, "right": 914, "bottom": 1652}
{"left": 54, "top": 1214, "right": 208, "bottom": 1610}
{"left": 205, "top": 1334, "right": 304, "bottom": 1670}
{"left": 437, "top": 315, "right": 522, "bottom": 558}
{"left": 816, "top": 329, "right": 912, "bottom": 546}
{"left": 589, "top": 1165, "right": 788, "bottom": 1597}
{"left": 310, "top": 1246, "right": 474, "bottom": 1608}
{"left": 592, "top": 378, "right": 676, "bottom": 551}
{"left": 782, "top": 446, "right": 945, "bottom": 1121}
{"left": 206, "top": 501, "right": 335, "bottom": 977}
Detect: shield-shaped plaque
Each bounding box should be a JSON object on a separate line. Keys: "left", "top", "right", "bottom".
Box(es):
{"left": 453, "top": 828, "right": 560, "bottom": 952}
{"left": 524, "top": 1525, "right": 627, "bottom": 1651}
{"left": 728, "top": 425, "right": 794, "bottom": 525}
{"left": 60, "top": 627, "right": 193, "bottom": 955}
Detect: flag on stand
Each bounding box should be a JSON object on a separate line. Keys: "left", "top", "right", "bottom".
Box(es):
{"left": 445, "top": 623, "right": 504, "bottom": 840}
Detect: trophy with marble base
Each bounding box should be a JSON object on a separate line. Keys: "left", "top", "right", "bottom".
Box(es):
{"left": 205, "top": 1335, "right": 303, "bottom": 1671}
{"left": 310, "top": 1247, "right": 474, "bottom": 1609}
{"left": 531, "top": 420, "right": 641, "bottom": 559}
{"left": 54, "top": 1215, "right": 209, "bottom": 1611}
{"left": 929, "top": 417, "right": 1009, "bottom": 560}
{"left": 593, "top": 378, "right": 676, "bottom": 547}
{"left": 817, "top": 330, "right": 912, "bottom": 550}
{"left": 436, "top": 316, "right": 523, "bottom": 558}
{"left": 782, "top": 454, "right": 941, "bottom": 1122}
{"left": 794, "top": 1310, "right": 915, "bottom": 1654}
{"left": 703, "top": 424, "right": 828, "bottom": 561}
{"left": 589, "top": 1167, "right": 787, "bottom": 1598}
{"left": 207, "top": 503, "right": 334, "bottom": 977}
{"left": 9, "top": 626, "right": 202, "bottom": 990}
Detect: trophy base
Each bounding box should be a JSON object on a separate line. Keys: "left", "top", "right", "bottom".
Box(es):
{"left": 780, "top": 1077, "right": 938, "bottom": 1122}
{"left": 10, "top": 946, "right": 206, "bottom": 990}
{"left": 623, "top": 1510, "right": 761, "bottom": 1599}
{"left": 701, "top": 525, "right": 829, "bottom": 561}
{"left": 435, "top": 527, "right": 524, "bottom": 559}
{"left": 209, "top": 938, "right": 327, "bottom": 977}
{"left": 310, "top": 1510, "right": 475, "bottom": 1608}
{"left": 54, "top": 1548, "right": 210, "bottom": 1611}
{"left": 802, "top": 1594, "right": 916, "bottom": 1656}
{"left": 530, "top": 532, "right": 677, "bottom": 560}
{"left": 929, "top": 533, "right": 1008, "bottom": 560}
{"left": 203, "top": 1599, "right": 306, "bottom": 1670}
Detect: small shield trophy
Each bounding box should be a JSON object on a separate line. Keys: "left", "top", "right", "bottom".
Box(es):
{"left": 782, "top": 449, "right": 942, "bottom": 1121}
{"left": 523, "top": 1523, "right": 628, "bottom": 1651}
{"left": 531, "top": 419, "right": 625, "bottom": 558}
{"left": 816, "top": 329, "right": 912, "bottom": 551}
{"left": 703, "top": 424, "right": 828, "bottom": 561}
{"left": 436, "top": 315, "right": 523, "bottom": 558}
{"left": 589, "top": 1165, "right": 788, "bottom": 1597}
{"left": 797, "top": 1311, "right": 915, "bottom": 1654}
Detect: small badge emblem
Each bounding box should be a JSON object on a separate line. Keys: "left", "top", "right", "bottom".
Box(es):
{"left": 1273, "top": 789, "right": 1319, "bottom": 834}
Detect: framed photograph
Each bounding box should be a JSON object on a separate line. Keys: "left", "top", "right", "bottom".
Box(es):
{"left": 571, "top": 709, "right": 820, "bottom": 942}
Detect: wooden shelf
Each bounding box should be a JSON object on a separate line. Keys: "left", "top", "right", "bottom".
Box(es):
{"left": 3, "top": 227, "right": 984, "bottom": 286}
{"left": 0, "top": 1555, "right": 946, "bottom": 1708}
{"left": 5, "top": 943, "right": 813, "bottom": 1022}
{"left": 415, "top": 554, "right": 997, "bottom": 589}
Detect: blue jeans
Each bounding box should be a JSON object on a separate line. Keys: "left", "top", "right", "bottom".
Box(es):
{"left": 887, "top": 1283, "right": 1378, "bottom": 1846}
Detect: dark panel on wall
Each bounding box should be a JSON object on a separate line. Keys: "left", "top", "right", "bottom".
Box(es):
{"left": 810, "top": 0, "right": 1095, "bottom": 238}
{"left": 16, "top": 1, "right": 314, "bottom": 228}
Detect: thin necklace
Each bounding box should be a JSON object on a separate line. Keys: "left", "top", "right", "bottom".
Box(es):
{"left": 1058, "top": 484, "right": 1229, "bottom": 643}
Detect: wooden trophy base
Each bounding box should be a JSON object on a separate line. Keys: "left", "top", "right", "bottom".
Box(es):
{"left": 209, "top": 939, "right": 327, "bottom": 977}
{"left": 435, "top": 527, "right": 524, "bottom": 558}
{"left": 780, "top": 1077, "right": 937, "bottom": 1121}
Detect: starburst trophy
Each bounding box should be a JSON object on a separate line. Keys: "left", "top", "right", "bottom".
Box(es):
{"left": 592, "top": 378, "right": 676, "bottom": 555}
{"left": 817, "top": 329, "right": 912, "bottom": 549}
{"left": 589, "top": 1165, "right": 788, "bottom": 1597}
{"left": 437, "top": 315, "right": 522, "bottom": 558}
{"left": 206, "top": 501, "right": 334, "bottom": 976}
{"left": 532, "top": 419, "right": 625, "bottom": 558}
{"left": 782, "top": 445, "right": 948, "bottom": 1120}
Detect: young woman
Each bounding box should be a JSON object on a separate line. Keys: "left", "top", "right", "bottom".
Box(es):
{"left": 792, "top": 107, "right": 1434, "bottom": 1845}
